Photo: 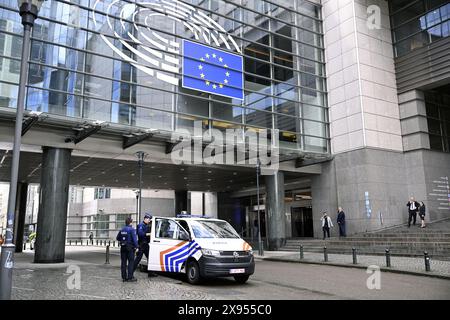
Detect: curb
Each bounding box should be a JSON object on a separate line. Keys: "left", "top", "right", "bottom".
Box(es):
{"left": 255, "top": 257, "right": 450, "bottom": 280}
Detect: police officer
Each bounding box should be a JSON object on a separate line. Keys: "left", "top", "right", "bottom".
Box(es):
{"left": 116, "top": 217, "right": 138, "bottom": 282}
{"left": 133, "top": 213, "right": 152, "bottom": 272}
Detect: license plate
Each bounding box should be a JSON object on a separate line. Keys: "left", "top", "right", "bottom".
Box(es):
{"left": 230, "top": 268, "right": 245, "bottom": 274}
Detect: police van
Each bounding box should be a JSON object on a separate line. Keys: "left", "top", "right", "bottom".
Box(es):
{"left": 145, "top": 215, "right": 255, "bottom": 284}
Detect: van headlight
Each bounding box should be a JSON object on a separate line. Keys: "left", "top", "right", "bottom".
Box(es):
{"left": 201, "top": 248, "right": 221, "bottom": 256}
{"left": 248, "top": 249, "right": 253, "bottom": 256}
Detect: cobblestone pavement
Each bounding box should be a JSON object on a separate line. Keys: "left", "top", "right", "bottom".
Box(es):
{"left": 254, "top": 251, "right": 450, "bottom": 278}
{"left": 7, "top": 246, "right": 450, "bottom": 300}
{"left": 11, "top": 247, "right": 213, "bottom": 300}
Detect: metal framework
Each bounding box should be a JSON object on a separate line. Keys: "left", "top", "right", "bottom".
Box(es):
{"left": 65, "top": 122, "right": 104, "bottom": 144}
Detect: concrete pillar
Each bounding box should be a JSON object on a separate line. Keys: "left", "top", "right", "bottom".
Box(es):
{"left": 175, "top": 190, "right": 188, "bottom": 215}
{"left": 204, "top": 192, "right": 218, "bottom": 218}
{"left": 13, "top": 182, "right": 28, "bottom": 253}
{"left": 264, "top": 171, "right": 286, "bottom": 250}
{"left": 35, "top": 147, "right": 72, "bottom": 263}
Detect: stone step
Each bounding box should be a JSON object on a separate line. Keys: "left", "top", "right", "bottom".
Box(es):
{"left": 285, "top": 241, "right": 450, "bottom": 247}
{"left": 284, "top": 241, "right": 450, "bottom": 247}
{"left": 281, "top": 245, "right": 450, "bottom": 255}
{"left": 358, "top": 233, "right": 450, "bottom": 237}
{"left": 281, "top": 247, "right": 450, "bottom": 259}
{"left": 286, "top": 237, "right": 450, "bottom": 243}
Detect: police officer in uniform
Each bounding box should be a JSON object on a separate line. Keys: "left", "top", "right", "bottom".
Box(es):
{"left": 133, "top": 213, "right": 152, "bottom": 272}
{"left": 116, "top": 217, "right": 138, "bottom": 282}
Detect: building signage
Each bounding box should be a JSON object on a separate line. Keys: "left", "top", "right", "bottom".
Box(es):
{"left": 182, "top": 40, "right": 244, "bottom": 100}
{"left": 93, "top": 0, "right": 243, "bottom": 95}
{"left": 429, "top": 176, "right": 450, "bottom": 211}
{"left": 365, "top": 191, "right": 371, "bottom": 218}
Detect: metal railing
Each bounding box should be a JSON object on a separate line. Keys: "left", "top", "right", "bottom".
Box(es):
{"left": 293, "top": 244, "right": 436, "bottom": 272}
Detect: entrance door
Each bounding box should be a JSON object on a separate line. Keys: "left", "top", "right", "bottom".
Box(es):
{"left": 148, "top": 217, "right": 192, "bottom": 272}
{"left": 249, "top": 210, "right": 266, "bottom": 239}
{"left": 291, "top": 207, "right": 313, "bottom": 237}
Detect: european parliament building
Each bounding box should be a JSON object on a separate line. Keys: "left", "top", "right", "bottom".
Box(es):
{"left": 0, "top": 0, "right": 449, "bottom": 261}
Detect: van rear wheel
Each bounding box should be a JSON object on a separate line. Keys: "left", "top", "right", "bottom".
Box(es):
{"left": 186, "top": 260, "right": 201, "bottom": 285}
{"left": 234, "top": 275, "right": 249, "bottom": 284}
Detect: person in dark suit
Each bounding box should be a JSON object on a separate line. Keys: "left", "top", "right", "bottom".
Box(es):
{"left": 406, "top": 197, "right": 420, "bottom": 227}
{"left": 337, "top": 207, "right": 346, "bottom": 237}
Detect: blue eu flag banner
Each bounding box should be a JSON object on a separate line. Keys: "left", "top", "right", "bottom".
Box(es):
{"left": 182, "top": 40, "right": 244, "bottom": 100}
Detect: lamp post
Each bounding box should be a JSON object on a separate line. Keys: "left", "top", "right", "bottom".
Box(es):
{"left": 133, "top": 189, "right": 139, "bottom": 223}
{"left": 256, "top": 158, "right": 264, "bottom": 256}
{"left": 135, "top": 151, "right": 147, "bottom": 222}
{"left": 0, "top": 0, "right": 45, "bottom": 300}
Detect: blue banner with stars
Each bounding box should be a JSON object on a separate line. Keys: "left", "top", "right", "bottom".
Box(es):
{"left": 182, "top": 40, "right": 244, "bottom": 100}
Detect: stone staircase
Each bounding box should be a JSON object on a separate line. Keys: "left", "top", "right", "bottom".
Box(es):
{"left": 280, "top": 218, "right": 450, "bottom": 259}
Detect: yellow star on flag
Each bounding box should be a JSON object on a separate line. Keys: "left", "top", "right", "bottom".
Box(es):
{"left": 205, "top": 80, "right": 210, "bottom": 86}
{"left": 200, "top": 73, "right": 205, "bottom": 78}
{"left": 198, "top": 65, "right": 203, "bottom": 70}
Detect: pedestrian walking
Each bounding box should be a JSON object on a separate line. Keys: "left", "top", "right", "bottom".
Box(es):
{"left": 253, "top": 218, "right": 259, "bottom": 240}
{"left": 321, "top": 211, "right": 333, "bottom": 240}
{"left": 116, "top": 217, "right": 138, "bottom": 282}
{"left": 419, "top": 201, "right": 426, "bottom": 228}
{"left": 337, "top": 207, "right": 346, "bottom": 237}
{"left": 406, "top": 197, "right": 420, "bottom": 227}
{"left": 89, "top": 232, "right": 94, "bottom": 245}
{"left": 28, "top": 231, "right": 36, "bottom": 250}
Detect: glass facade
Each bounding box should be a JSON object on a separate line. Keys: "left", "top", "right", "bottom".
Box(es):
{"left": 425, "top": 88, "right": 450, "bottom": 153}
{"left": 390, "top": 0, "right": 450, "bottom": 57}
{"left": 0, "top": 0, "right": 329, "bottom": 154}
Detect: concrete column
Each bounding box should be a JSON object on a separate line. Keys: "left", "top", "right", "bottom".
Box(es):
{"left": 204, "top": 192, "right": 218, "bottom": 218}
{"left": 175, "top": 190, "right": 188, "bottom": 215}
{"left": 13, "top": 182, "right": 28, "bottom": 253}
{"left": 264, "top": 171, "right": 286, "bottom": 250}
{"left": 35, "top": 147, "right": 72, "bottom": 263}
{"left": 398, "top": 90, "right": 430, "bottom": 151}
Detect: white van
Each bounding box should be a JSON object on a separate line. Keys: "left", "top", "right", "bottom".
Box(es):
{"left": 145, "top": 215, "right": 255, "bottom": 284}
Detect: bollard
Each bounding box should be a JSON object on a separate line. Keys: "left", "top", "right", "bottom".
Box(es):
{"left": 23, "top": 242, "right": 26, "bottom": 250}
{"left": 424, "top": 251, "right": 431, "bottom": 272}
{"left": 69, "top": 240, "right": 71, "bottom": 246}
{"left": 385, "top": 248, "right": 391, "bottom": 267}
{"left": 105, "top": 245, "right": 110, "bottom": 264}
{"left": 81, "top": 240, "right": 83, "bottom": 246}
{"left": 323, "top": 246, "right": 328, "bottom": 262}
{"left": 109, "top": 240, "right": 111, "bottom": 246}
{"left": 299, "top": 245, "right": 304, "bottom": 260}
{"left": 96, "top": 240, "right": 98, "bottom": 245}
{"left": 113, "top": 241, "right": 116, "bottom": 247}
{"left": 352, "top": 247, "right": 357, "bottom": 264}
{"left": 75, "top": 240, "right": 77, "bottom": 246}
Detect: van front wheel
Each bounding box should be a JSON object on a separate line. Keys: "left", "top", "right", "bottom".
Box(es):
{"left": 234, "top": 275, "right": 249, "bottom": 284}
{"left": 186, "top": 260, "right": 201, "bottom": 285}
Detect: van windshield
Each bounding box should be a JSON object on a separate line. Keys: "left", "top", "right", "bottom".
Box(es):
{"left": 190, "top": 220, "right": 240, "bottom": 239}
